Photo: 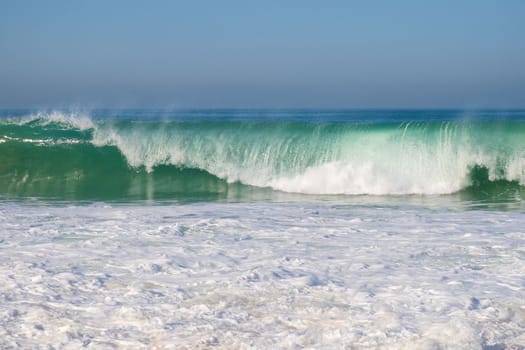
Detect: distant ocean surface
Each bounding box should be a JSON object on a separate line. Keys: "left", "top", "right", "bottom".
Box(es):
{"left": 1, "top": 110, "right": 524, "bottom": 348}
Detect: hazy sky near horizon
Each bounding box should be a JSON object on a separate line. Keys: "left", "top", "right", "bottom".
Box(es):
{"left": 1, "top": 1, "right": 524, "bottom": 108}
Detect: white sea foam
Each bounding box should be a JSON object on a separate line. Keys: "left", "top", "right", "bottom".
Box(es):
{"left": 0, "top": 202, "right": 524, "bottom": 348}
{"left": 6, "top": 111, "right": 525, "bottom": 195}
{"left": 94, "top": 126, "right": 524, "bottom": 195}
{"left": 87, "top": 118, "right": 525, "bottom": 195}
{"left": 269, "top": 160, "right": 468, "bottom": 195}
{"left": 16, "top": 111, "right": 95, "bottom": 130}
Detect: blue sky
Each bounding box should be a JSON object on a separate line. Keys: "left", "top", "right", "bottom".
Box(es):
{"left": 1, "top": 0, "right": 524, "bottom": 108}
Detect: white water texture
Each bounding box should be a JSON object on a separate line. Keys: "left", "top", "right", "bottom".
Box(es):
{"left": 91, "top": 120, "right": 525, "bottom": 195}
{"left": 1, "top": 203, "right": 524, "bottom": 349}
{"left": 6, "top": 111, "right": 525, "bottom": 195}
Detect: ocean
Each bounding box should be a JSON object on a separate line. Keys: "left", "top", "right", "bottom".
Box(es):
{"left": 1, "top": 109, "right": 524, "bottom": 349}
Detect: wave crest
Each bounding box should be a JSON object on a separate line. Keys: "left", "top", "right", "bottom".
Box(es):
{"left": 2, "top": 111, "right": 525, "bottom": 198}
{"left": 14, "top": 111, "right": 95, "bottom": 130}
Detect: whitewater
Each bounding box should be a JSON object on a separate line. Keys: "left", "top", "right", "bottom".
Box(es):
{"left": 1, "top": 109, "right": 525, "bottom": 349}
{"left": 1, "top": 109, "right": 525, "bottom": 200}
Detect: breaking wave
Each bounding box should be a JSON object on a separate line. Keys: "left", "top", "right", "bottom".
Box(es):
{"left": 1, "top": 111, "right": 525, "bottom": 200}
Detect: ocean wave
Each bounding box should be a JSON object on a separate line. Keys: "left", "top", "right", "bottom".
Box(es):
{"left": 6, "top": 110, "right": 96, "bottom": 130}
{"left": 1, "top": 111, "right": 525, "bottom": 199}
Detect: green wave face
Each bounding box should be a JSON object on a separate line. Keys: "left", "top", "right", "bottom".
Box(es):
{"left": 1, "top": 112, "right": 525, "bottom": 202}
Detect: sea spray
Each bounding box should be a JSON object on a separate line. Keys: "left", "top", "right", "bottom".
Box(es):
{"left": 1, "top": 110, "right": 525, "bottom": 200}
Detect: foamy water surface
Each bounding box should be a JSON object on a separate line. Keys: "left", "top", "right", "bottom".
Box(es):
{"left": 1, "top": 202, "right": 524, "bottom": 349}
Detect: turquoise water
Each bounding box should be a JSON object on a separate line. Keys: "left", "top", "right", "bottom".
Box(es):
{"left": 2, "top": 110, "right": 525, "bottom": 348}
{"left": 1, "top": 109, "right": 525, "bottom": 206}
